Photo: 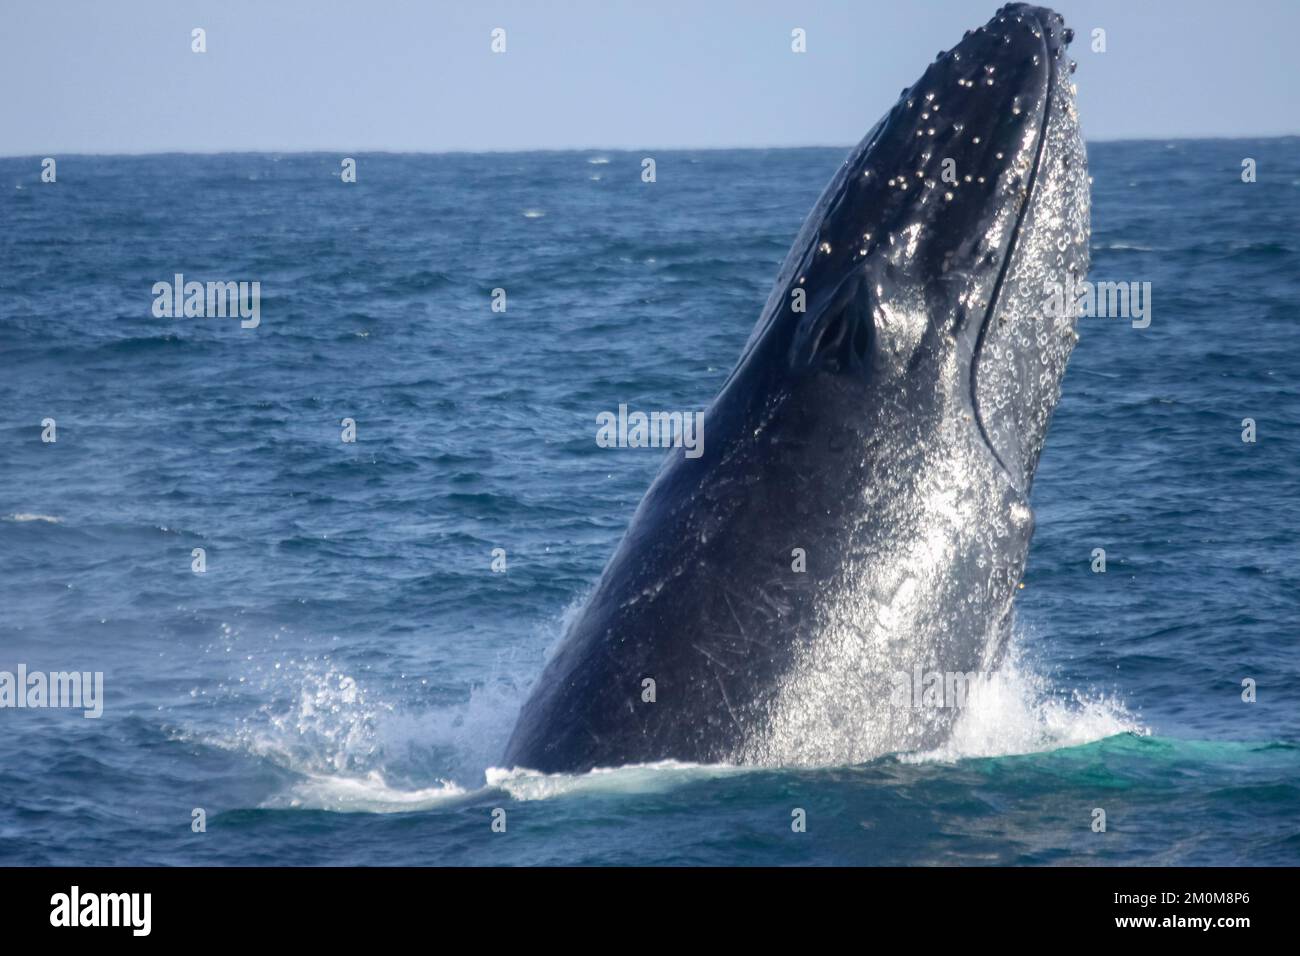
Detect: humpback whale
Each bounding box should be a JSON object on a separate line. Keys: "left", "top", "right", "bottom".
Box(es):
{"left": 504, "top": 4, "right": 1090, "bottom": 773}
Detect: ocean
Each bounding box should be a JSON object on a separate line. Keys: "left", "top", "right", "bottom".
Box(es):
{"left": 1, "top": 140, "right": 1298, "bottom": 866}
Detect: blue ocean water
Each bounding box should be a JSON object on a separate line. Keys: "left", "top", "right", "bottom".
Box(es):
{"left": 1, "top": 141, "right": 1298, "bottom": 866}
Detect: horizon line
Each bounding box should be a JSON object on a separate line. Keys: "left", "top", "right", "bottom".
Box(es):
{"left": 2, "top": 133, "right": 1298, "bottom": 161}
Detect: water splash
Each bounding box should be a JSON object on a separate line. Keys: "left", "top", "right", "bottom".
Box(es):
{"left": 220, "top": 666, "right": 524, "bottom": 811}
{"left": 202, "top": 611, "right": 1142, "bottom": 812}
{"left": 233, "top": 666, "right": 390, "bottom": 776}
{"left": 903, "top": 636, "right": 1146, "bottom": 764}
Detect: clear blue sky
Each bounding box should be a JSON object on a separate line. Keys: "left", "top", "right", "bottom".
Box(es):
{"left": 3, "top": 0, "right": 1297, "bottom": 155}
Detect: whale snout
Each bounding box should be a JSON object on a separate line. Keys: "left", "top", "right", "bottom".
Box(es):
{"left": 995, "top": 4, "right": 1074, "bottom": 58}
{"left": 751, "top": 5, "right": 1082, "bottom": 384}
{"left": 867, "top": 1, "right": 1079, "bottom": 285}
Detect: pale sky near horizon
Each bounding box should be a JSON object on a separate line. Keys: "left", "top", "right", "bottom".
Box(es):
{"left": 2, "top": 0, "right": 1297, "bottom": 156}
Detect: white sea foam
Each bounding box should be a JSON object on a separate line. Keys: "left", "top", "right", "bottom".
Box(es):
{"left": 902, "top": 637, "right": 1145, "bottom": 764}
{"left": 1095, "top": 241, "right": 1156, "bottom": 252}
{"left": 484, "top": 761, "right": 746, "bottom": 801}
{"left": 269, "top": 771, "right": 471, "bottom": 813}
{"left": 7, "top": 513, "right": 62, "bottom": 523}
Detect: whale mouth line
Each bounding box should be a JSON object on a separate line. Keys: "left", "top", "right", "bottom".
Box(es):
{"left": 968, "top": 11, "right": 1058, "bottom": 489}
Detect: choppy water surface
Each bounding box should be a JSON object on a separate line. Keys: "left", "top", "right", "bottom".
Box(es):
{"left": 1, "top": 140, "right": 1298, "bottom": 864}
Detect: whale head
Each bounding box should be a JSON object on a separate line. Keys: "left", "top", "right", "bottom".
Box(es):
{"left": 730, "top": 3, "right": 1090, "bottom": 495}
